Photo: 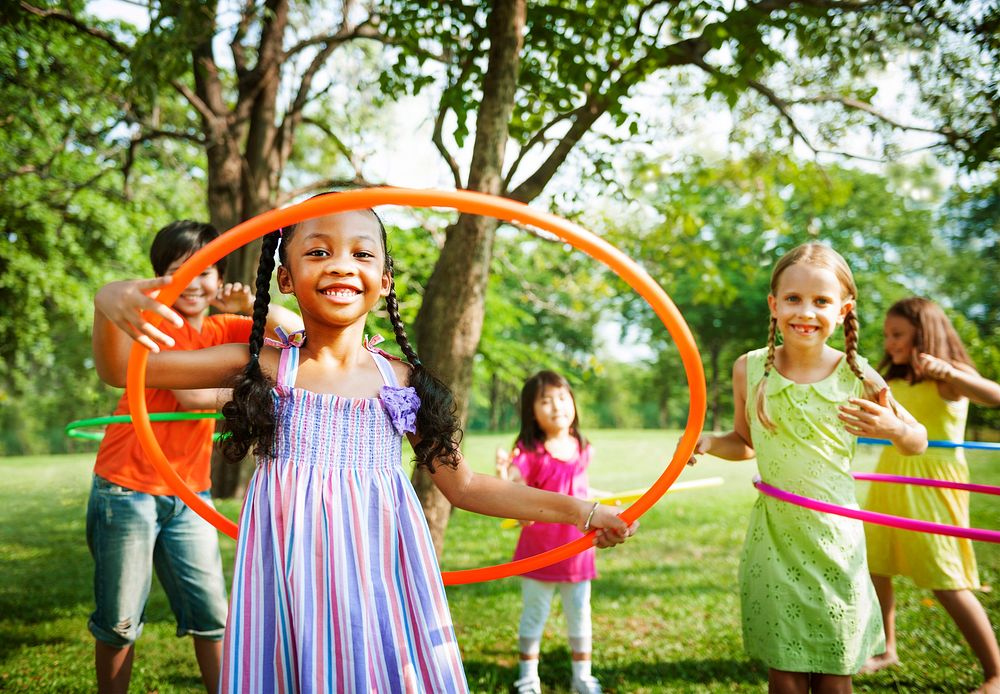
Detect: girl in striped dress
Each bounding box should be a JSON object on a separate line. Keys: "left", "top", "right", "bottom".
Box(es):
{"left": 92, "top": 205, "right": 636, "bottom": 693}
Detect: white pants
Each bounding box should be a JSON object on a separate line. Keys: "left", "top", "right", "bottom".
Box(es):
{"left": 518, "top": 577, "right": 592, "bottom": 654}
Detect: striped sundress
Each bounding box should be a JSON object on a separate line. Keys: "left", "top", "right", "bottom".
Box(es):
{"left": 220, "top": 344, "right": 469, "bottom": 693}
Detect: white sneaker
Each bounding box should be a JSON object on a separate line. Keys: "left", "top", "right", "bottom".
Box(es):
{"left": 571, "top": 674, "right": 602, "bottom": 694}
{"left": 513, "top": 674, "right": 541, "bottom": 694}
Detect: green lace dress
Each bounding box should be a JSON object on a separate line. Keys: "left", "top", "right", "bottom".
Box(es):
{"left": 738, "top": 348, "right": 884, "bottom": 675}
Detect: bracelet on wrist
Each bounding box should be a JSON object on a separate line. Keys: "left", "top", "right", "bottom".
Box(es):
{"left": 582, "top": 501, "right": 600, "bottom": 532}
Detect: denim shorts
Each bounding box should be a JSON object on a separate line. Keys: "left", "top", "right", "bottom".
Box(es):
{"left": 86, "top": 474, "right": 228, "bottom": 647}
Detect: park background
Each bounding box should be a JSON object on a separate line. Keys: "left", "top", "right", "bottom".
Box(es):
{"left": 1, "top": 0, "right": 999, "bottom": 691}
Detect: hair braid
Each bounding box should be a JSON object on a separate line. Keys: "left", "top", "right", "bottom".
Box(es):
{"left": 842, "top": 306, "right": 882, "bottom": 402}
{"left": 221, "top": 231, "right": 281, "bottom": 461}
{"left": 755, "top": 315, "right": 778, "bottom": 431}
{"left": 381, "top": 254, "right": 461, "bottom": 471}
{"left": 248, "top": 233, "right": 279, "bottom": 361}
{"left": 843, "top": 307, "right": 864, "bottom": 381}
{"left": 384, "top": 256, "right": 421, "bottom": 367}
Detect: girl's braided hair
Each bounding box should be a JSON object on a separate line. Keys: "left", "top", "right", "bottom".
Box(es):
{"left": 221, "top": 207, "right": 462, "bottom": 470}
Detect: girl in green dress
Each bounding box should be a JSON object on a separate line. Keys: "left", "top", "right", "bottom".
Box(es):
{"left": 690, "top": 243, "right": 927, "bottom": 693}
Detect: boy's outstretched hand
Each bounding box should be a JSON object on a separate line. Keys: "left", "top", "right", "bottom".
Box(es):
{"left": 211, "top": 282, "right": 254, "bottom": 314}
{"left": 95, "top": 277, "right": 184, "bottom": 352}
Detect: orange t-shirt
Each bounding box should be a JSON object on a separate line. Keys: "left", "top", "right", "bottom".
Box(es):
{"left": 93, "top": 313, "right": 252, "bottom": 495}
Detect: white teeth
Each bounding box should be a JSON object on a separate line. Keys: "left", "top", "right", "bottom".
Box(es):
{"left": 322, "top": 288, "right": 358, "bottom": 297}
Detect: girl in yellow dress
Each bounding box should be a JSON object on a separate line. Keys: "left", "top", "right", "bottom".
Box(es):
{"left": 862, "top": 297, "right": 1000, "bottom": 693}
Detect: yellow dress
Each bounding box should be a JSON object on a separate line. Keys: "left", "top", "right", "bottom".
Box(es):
{"left": 863, "top": 379, "right": 978, "bottom": 590}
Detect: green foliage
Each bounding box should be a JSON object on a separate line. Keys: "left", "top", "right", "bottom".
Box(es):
{"left": 601, "top": 153, "right": 951, "bottom": 429}
{"left": 379, "top": 0, "right": 999, "bottom": 180}
{"left": 0, "top": 15, "right": 207, "bottom": 454}
{"left": 466, "top": 226, "right": 617, "bottom": 432}
{"left": 931, "top": 176, "right": 1000, "bottom": 434}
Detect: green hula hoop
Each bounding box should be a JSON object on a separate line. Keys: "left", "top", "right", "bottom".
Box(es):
{"left": 65, "top": 413, "right": 225, "bottom": 442}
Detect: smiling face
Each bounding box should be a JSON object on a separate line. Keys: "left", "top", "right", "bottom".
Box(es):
{"left": 533, "top": 384, "right": 577, "bottom": 439}
{"left": 767, "top": 262, "right": 853, "bottom": 347}
{"left": 883, "top": 313, "right": 917, "bottom": 365}
{"left": 165, "top": 254, "right": 222, "bottom": 319}
{"left": 276, "top": 211, "right": 391, "bottom": 329}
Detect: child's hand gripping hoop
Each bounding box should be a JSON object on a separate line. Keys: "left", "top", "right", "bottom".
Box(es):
{"left": 124, "top": 187, "right": 707, "bottom": 585}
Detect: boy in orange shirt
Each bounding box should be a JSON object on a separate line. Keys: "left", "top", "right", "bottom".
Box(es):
{"left": 88, "top": 220, "right": 299, "bottom": 693}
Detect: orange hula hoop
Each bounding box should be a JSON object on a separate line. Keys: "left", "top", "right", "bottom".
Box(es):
{"left": 126, "top": 187, "right": 707, "bottom": 585}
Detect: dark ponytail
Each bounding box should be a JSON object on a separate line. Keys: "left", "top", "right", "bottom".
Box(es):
{"left": 383, "top": 246, "right": 462, "bottom": 471}
{"left": 221, "top": 231, "right": 281, "bottom": 461}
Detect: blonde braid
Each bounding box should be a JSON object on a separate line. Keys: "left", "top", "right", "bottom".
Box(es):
{"left": 844, "top": 306, "right": 885, "bottom": 405}
{"left": 843, "top": 307, "right": 865, "bottom": 381}
{"left": 755, "top": 316, "right": 779, "bottom": 431}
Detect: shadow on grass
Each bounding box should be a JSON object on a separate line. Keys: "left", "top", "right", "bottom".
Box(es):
{"left": 0, "top": 502, "right": 91, "bottom": 619}
{"left": 464, "top": 649, "right": 768, "bottom": 693}
{"left": 608, "top": 656, "right": 768, "bottom": 689}
{"left": 0, "top": 499, "right": 92, "bottom": 663}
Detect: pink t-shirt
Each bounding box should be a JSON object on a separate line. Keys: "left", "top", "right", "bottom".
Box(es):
{"left": 511, "top": 441, "right": 597, "bottom": 582}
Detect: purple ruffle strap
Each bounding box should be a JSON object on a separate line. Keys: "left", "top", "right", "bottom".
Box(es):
{"left": 380, "top": 385, "right": 420, "bottom": 436}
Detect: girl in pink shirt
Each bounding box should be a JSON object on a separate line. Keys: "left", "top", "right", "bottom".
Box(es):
{"left": 496, "top": 370, "right": 602, "bottom": 694}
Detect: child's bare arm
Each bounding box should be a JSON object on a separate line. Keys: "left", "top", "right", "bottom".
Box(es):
{"left": 690, "top": 355, "right": 755, "bottom": 463}
{"left": 918, "top": 354, "right": 1000, "bottom": 407}
{"left": 211, "top": 282, "right": 303, "bottom": 337}
{"left": 173, "top": 388, "right": 232, "bottom": 411}
{"left": 426, "top": 455, "right": 636, "bottom": 548}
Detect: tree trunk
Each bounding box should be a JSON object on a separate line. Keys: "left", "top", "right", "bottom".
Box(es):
{"left": 196, "top": 0, "right": 287, "bottom": 498}
{"left": 411, "top": 0, "right": 526, "bottom": 559}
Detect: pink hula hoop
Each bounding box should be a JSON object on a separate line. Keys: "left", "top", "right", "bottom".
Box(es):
{"left": 753, "top": 475, "right": 1000, "bottom": 544}
{"left": 852, "top": 472, "right": 1000, "bottom": 497}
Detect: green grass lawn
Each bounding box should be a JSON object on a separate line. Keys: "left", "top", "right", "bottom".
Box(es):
{"left": 1, "top": 431, "right": 998, "bottom": 692}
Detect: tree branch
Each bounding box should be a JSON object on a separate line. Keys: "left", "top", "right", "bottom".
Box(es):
{"left": 18, "top": 1, "right": 129, "bottom": 55}
{"left": 739, "top": 72, "right": 819, "bottom": 154}
{"left": 433, "top": 104, "right": 464, "bottom": 190}
{"left": 171, "top": 78, "right": 217, "bottom": 124}
{"left": 508, "top": 97, "right": 606, "bottom": 203}
{"left": 503, "top": 109, "right": 575, "bottom": 191}
{"left": 433, "top": 53, "right": 477, "bottom": 190}
{"left": 791, "top": 94, "right": 960, "bottom": 140}
{"left": 283, "top": 23, "right": 383, "bottom": 62}
{"left": 300, "top": 115, "right": 364, "bottom": 175}
{"left": 230, "top": 0, "right": 256, "bottom": 78}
